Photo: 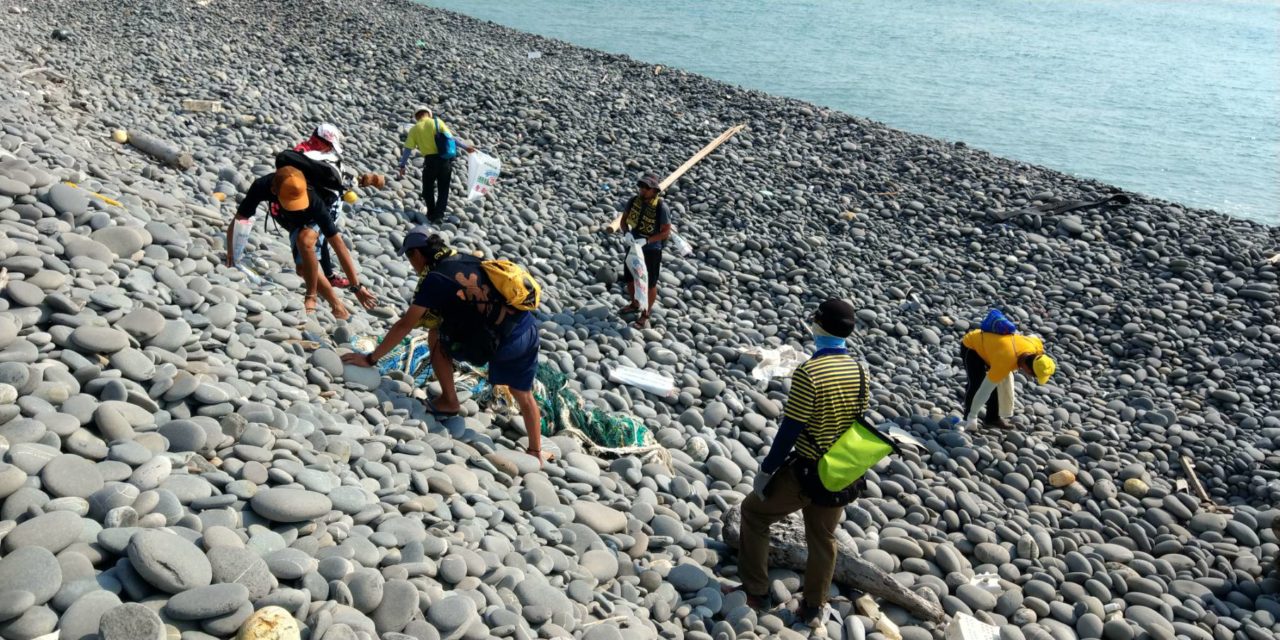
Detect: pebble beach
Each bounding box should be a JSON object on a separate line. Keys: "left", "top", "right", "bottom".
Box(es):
{"left": 0, "top": 0, "right": 1277, "bottom": 639}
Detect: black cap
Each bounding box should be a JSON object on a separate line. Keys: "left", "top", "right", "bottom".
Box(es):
{"left": 400, "top": 225, "right": 432, "bottom": 255}
{"left": 814, "top": 298, "right": 858, "bottom": 338}
{"left": 637, "top": 174, "right": 661, "bottom": 190}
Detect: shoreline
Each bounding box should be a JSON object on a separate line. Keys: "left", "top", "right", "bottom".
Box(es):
{"left": 0, "top": 0, "right": 1276, "bottom": 639}
{"left": 421, "top": 0, "right": 1279, "bottom": 226}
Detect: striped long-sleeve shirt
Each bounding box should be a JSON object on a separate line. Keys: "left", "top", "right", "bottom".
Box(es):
{"left": 761, "top": 348, "right": 869, "bottom": 473}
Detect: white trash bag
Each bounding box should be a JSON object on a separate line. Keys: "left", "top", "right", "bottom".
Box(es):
{"left": 609, "top": 365, "right": 676, "bottom": 398}
{"left": 624, "top": 238, "right": 649, "bottom": 313}
{"left": 668, "top": 228, "right": 694, "bottom": 257}
{"left": 465, "top": 151, "right": 502, "bottom": 201}
{"left": 743, "top": 345, "right": 808, "bottom": 382}
{"left": 231, "top": 218, "right": 253, "bottom": 264}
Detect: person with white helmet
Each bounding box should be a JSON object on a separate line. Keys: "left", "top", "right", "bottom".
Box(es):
{"left": 293, "top": 124, "right": 384, "bottom": 287}
{"left": 397, "top": 106, "right": 477, "bottom": 222}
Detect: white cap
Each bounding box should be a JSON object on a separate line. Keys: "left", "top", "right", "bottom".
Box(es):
{"left": 314, "top": 123, "right": 343, "bottom": 154}
{"left": 413, "top": 105, "right": 432, "bottom": 119}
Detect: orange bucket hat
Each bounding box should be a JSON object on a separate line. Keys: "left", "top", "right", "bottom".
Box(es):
{"left": 272, "top": 166, "right": 309, "bottom": 212}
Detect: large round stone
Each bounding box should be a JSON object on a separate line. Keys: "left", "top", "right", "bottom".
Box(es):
{"left": 99, "top": 603, "right": 165, "bottom": 640}
{"left": 3, "top": 510, "right": 82, "bottom": 554}
{"left": 127, "top": 530, "right": 212, "bottom": 593}
{"left": 250, "top": 488, "right": 332, "bottom": 523}
{"left": 207, "top": 546, "right": 277, "bottom": 600}
{"left": 70, "top": 326, "right": 130, "bottom": 354}
{"left": 164, "top": 583, "right": 250, "bottom": 620}
{"left": 42, "top": 453, "right": 106, "bottom": 498}
{"left": 0, "top": 547, "right": 62, "bottom": 605}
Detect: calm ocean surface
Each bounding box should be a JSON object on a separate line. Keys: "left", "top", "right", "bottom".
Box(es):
{"left": 425, "top": 0, "right": 1279, "bottom": 224}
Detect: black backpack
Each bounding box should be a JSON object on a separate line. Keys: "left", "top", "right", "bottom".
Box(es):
{"left": 275, "top": 150, "right": 343, "bottom": 207}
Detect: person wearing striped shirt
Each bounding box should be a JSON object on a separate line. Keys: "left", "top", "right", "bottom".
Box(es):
{"left": 737, "top": 298, "right": 868, "bottom": 628}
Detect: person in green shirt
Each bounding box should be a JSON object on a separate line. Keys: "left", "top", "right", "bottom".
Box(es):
{"left": 397, "top": 106, "right": 476, "bottom": 222}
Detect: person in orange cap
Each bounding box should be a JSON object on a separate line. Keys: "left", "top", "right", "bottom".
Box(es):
{"left": 292, "top": 124, "right": 385, "bottom": 288}
{"left": 226, "top": 166, "right": 377, "bottom": 319}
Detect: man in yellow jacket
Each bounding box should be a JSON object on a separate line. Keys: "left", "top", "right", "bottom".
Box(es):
{"left": 960, "top": 311, "right": 1056, "bottom": 428}
{"left": 397, "top": 106, "right": 476, "bottom": 222}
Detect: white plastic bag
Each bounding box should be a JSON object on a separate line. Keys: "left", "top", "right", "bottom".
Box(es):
{"left": 232, "top": 218, "right": 253, "bottom": 264}
{"left": 944, "top": 612, "right": 1001, "bottom": 640}
{"left": 743, "top": 345, "right": 808, "bottom": 382}
{"left": 668, "top": 229, "right": 693, "bottom": 257}
{"left": 609, "top": 365, "right": 675, "bottom": 398}
{"left": 625, "top": 238, "right": 649, "bottom": 313}
{"left": 465, "top": 151, "right": 502, "bottom": 201}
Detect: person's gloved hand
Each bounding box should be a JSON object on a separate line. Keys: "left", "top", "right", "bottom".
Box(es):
{"left": 752, "top": 471, "right": 775, "bottom": 500}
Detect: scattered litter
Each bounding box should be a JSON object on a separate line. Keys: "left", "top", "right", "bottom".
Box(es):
{"left": 61, "top": 181, "right": 122, "bottom": 207}
{"left": 526, "top": 51, "right": 542, "bottom": 60}
{"left": 465, "top": 150, "right": 501, "bottom": 201}
{"left": 883, "top": 425, "right": 925, "bottom": 451}
{"left": 744, "top": 344, "right": 807, "bottom": 382}
{"left": 856, "top": 595, "right": 902, "bottom": 640}
{"left": 234, "top": 264, "right": 262, "bottom": 284}
{"left": 180, "top": 99, "right": 223, "bottom": 113}
{"left": 968, "top": 572, "right": 1002, "bottom": 595}
{"left": 944, "top": 612, "right": 1000, "bottom": 640}
{"left": 350, "top": 334, "right": 433, "bottom": 386}
{"left": 668, "top": 229, "right": 694, "bottom": 257}
{"left": 231, "top": 218, "right": 253, "bottom": 264}
{"left": 624, "top": 238, "right": 649, "bottom": 313}
{"left": 491, "top": 364, "right": 667, "bottom": 467}
{"left": 609, "top": 365, "right": 675, "bottom": 398}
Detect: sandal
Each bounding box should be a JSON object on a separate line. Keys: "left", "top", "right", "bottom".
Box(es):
{"left": 424, "top": 398, "right": 460, "bottom": 418}
{"left": 619, "top": 302, "right": 640, "bottom": 315}
{"left": 632, "top": 314, "right": 650, "bottom": 329}
{"left": 303, "top": 294, "right": 318, "bottom": 314}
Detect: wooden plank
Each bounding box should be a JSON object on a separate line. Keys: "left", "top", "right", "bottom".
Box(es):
{"left": 607, "top": 124, "right": 745, "bottom": 232}
{"left": 1180, "top": 454, "right": 1232, "bottom": 513}
{"left": 658, "top": 124, "right": 745, "bottom": 191}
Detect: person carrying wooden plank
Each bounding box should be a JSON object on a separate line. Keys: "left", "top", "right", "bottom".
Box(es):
{"left": 614, "top": 174, "right": 673, "bottom": 328}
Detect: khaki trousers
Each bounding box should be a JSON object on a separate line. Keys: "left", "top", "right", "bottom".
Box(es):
{"left": 738, "top": 466, "right": 842, "bottom": 605}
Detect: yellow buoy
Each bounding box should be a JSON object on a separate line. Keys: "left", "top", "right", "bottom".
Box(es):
{"left": 212, "top": 192, "right": 226, "bottom": 202}
{"left": 342, "top": 191, "right": 358, "bottom": 204}
{"left": 111, "top": 129, "right": 129, "bottom": 144}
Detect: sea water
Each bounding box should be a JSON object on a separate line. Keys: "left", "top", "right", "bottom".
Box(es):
{"left": 426, "top": 0, "right": 1280, "bottom": 224}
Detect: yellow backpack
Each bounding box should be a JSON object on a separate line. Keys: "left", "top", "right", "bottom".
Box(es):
{"left": 480, "top": 260, "right": 541, "bottom": 311}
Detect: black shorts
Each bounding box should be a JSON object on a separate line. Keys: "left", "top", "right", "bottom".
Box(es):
{"left": 622, "top": 246, "right": 663, "bottom": 287}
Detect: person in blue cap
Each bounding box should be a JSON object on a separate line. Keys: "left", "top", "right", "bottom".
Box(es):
{"left": 341, "top": 226, "right": 549, "bottom": 466}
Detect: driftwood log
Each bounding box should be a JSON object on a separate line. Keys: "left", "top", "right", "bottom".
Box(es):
{"left": 723, "top": 504, "right": 945, "bottom": 622}
{"left": 126, "top": 129, "right": 194, "bottom": 170}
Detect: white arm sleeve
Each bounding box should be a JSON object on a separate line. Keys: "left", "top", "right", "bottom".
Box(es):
{"left": 966, "top": 376, "right": 999, "bottom": 421}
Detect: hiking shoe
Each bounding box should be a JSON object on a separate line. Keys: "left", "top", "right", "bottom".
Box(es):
{"left": 798, "top": 601, "right": 829, "bottom": 629}
{"left": 745, "top": 592, "right": 769, "bottom": 610}
{"left": 328, "top": 275, "right": 351, "bottom": 288}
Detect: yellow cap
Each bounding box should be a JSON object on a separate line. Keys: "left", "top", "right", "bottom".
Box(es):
{"left": 342, "top": 190, "right": 359, "bottom": 204}
{"left": 1033, "top": 355, "right": 1056, "bottom": 384}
